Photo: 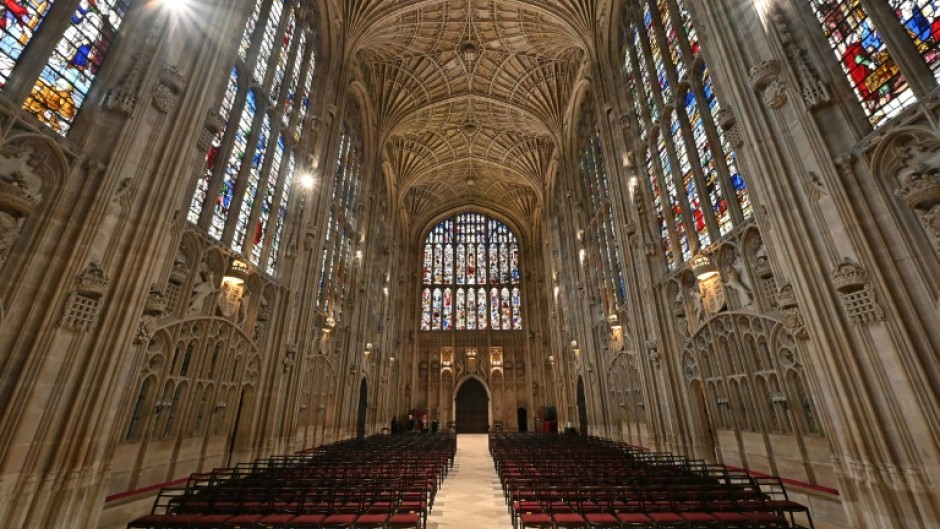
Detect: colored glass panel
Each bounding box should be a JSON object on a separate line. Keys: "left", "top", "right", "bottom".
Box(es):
{"left": 283, "top": 30, "right": 306, "bottom": 129}
{"left": 296, "top": 49, "right": 317, "bottom": 140}
{"left": 443, "top": 288, "right": 452, "bottom": 331}
{"left": 267, "top": 150, "right": 294, "bottom": 275}
{"left": 240, "top": 0, "right": 264, "bottom": 59}
{"left": 466, "top": 288, "right": 476, "bottom": 330}
{"left": 685, "top": 89, "right": 732, "bottom": 235}
{"left": 254, "top": 0, "right": 284, "bottom": 83}
{"left": 211, "top": 90, "right": 257, "bottom": 240}
{"left": 646, "top": 149, "right": 675, "bottom": 269}
{"left": 808, "top": 0, "right": 912, "bottom": 126}
{"left": 512, "top": 288, "right": 522, "bottom": 330}
{"left": 270, "top": 5, "right": 295, "bottom": 104}
{"left": 234, "top": 112, "right": 271, "bottom": 252}
{"left": 24, "top": 0, "right": 131, "bottom": 134}
{"left": 0, "top": 0, "right": 53, "bottom": 88}
{"left": 670, "top": 111, "right": 709, "bottom": 247}
{"left": 455, "top": 289, "right": 465, "bottom": 330}
{"left": 633, "top": 28, "right": 659, "bottom": 123}
{"left": 658, "top": 0, "right": 686, "bottom": 80}
{"left": 190, "top": 68, "right": 239, "bottom": 224}
{"left": 421, "top": 289, "right": 431, "bottom": 331}
{"left": 702, "top": 67, "right": 752, "bottom": 220}
{"left": 890, "top": 0, "right": 940, "bottom": 81}
{"left": 676, "top": 0, "right": 699, "bottom": 55}
{"left": 658, "top": 132, "right": 691, "bottom": 261}
{"left": 644, "top": 1, "right": 670, "bottom": 98}
{"left": 252, "top": 134, "right": 285, "bottom": 264}
{"left": 477, "top": 289, "right": 488, "bottom": 330}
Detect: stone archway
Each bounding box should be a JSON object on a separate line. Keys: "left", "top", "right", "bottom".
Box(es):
{"left": 577, "top": 375, "right": 588, "bottom": 436}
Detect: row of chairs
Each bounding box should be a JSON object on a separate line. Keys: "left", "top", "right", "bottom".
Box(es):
{"left": 127, "top": 433, "right": 456, "bottom": 528}
{"left": 490, "top": 433, "right": 813, "bottom": 529}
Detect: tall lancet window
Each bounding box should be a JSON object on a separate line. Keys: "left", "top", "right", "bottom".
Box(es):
{"left": 807, "top": 0, "right": 940, "bottom": 127}
{"left": 622, "top": 0, "right": 752, "bottom": 271}
{"left": 577, "top": 102, "right": 626, "bottom": 314}
{"left": 0, "top": 0, "right": 131, "bottom": 134}
{"left": 315, "top": 115, "right": 363, "bottom": 325}
{"left": 420, "top": 213, "right": 522, "bottom": 332}
{"left": 188, "top": 0, "right": 319, "bottom": 276}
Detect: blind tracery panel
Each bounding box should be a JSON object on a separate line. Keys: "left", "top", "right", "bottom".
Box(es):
{"left": 420, "top": 213, "right": 522, "bottom": 332}
{"left": 622, "top": 0, "right": 753, "bottom": 271}
{"left": 188, "top": 0, "right": 317, "bottom": 277}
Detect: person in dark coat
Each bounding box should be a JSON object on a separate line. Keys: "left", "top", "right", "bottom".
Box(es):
{"left": 431, "top": 418, "right": 439, "bottom": 433}
{"left": 391, "top": 416, "right": 400, "bottom": 434}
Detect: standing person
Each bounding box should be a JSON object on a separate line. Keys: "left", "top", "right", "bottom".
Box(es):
{"left": 431, "top": 417, "right": 439, "bottom": 433}
{"left": 391, "top": 416, "right": 399, "bottom": 435}
{"left": 407, "top": 414, "right": 415, "bottom": 432}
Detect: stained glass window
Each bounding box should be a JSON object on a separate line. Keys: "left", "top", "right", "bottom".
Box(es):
{"left": 623, "top": 0, "right": 753, "bottom": 271}
{"left": 891, "top": 0, "right": 940, "bottom": 80}
{"left": 22, "top": 0, "right": 131, "bottom": 134}
{"left": 420, "top": 213, "right": 522, "bottom": 331}
{"left": 316, "top": 119, "right": 363, "bottom": 324}
{"left": 188, "top": 0, "right": 315, "bottom": 277}
{"left": 809, "top": 0, "right": 913, "bottom": 126}
{"left": 0, "top": 0, "right": 52, "bottom": 88}
{"left": 578, "top": 106, "right": 626, "bottom": 312}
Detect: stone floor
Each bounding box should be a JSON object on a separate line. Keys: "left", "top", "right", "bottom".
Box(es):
{"left": 426, "top": 434, "right": 513, "bottom": 529}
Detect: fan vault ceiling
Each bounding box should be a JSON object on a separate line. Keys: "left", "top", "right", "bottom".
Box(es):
{"left": 340, "top": 0, "right": 600, "bottom": 231}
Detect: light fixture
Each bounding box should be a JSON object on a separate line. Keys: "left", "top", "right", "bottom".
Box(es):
{"left": 299, "top": 172, "right": 316, "bottom": 189}
{"left": 490, "top": 347, "right": 503, "bottom": 374}
{"left": 691, "top": 254, "right": 719, "bottom": 281}
{"left": 162, "top": 0, "right": 192, "bottom": 15}
{"left": 364, "top": 343, "right": 373, "bottom": 357}
{"left": 608, "top": 314, "right": 622, "bottom": 332}
{"left": 223, "top": 259, "right": 249, "bottom": 285}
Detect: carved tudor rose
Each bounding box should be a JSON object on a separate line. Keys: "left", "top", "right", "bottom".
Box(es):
{"left": 749, "top": 60, "right": 788, "bottom": 109}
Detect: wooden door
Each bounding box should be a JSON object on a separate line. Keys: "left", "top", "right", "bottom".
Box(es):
{"left": 455, "top": 379, "right": 489, "bottom": 433}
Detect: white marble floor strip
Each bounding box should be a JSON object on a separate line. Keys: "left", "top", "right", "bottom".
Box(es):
{"left": 426, "top": 434, "right": 514, "bottom": 529}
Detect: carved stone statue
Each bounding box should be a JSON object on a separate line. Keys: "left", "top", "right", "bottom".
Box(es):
{"left": 725, "top": 256, "right": 754, "bottom": 307}
{"left": 690, "top": 287, "right": 704, "bottom": 324}
{"left": 188, "top": 264, "right": 217, "bottom": 314}
{"left": 237, "top": 289, "right": 252, "bottom": 325}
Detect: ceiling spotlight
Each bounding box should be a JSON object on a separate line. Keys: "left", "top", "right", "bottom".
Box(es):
{"left": 299, "top": 173, "right": 316, "bottom": 189}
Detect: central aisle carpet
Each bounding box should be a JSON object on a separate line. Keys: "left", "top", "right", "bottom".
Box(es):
{"left": 426, "top": 434, "right": 513, "bottom": 529}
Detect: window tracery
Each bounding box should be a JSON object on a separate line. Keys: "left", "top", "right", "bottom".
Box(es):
{"left": 188, "top": 0, "right": 317, "bottom": 277}
{"left": 622, "top": 0, "right": 753, "bottom": 271}
{"left": 420, "top": 213, "right": 522, "bottom": 332}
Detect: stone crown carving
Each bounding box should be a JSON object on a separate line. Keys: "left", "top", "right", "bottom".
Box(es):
{"left": 0, "top": 177, "right": 41, "bottom": 216}
{"left": 831, "top": 258, "right": 868, "bottom": 293}
{"left": 775, "top": 282, "right": 798, "bottom": 309}
{"left": 76, "top": 260, "right": 110, "bottom": 298}
{"left": 896, "top": 169, "right": 940, "bottom": 209}
{"left": 144, "top": 285, "right": 168, "bottom": 315}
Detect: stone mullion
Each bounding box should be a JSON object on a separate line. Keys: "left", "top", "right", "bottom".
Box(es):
{"left": 242, "top": 122, "right": 285, "bottom": 264}
{"left": 260, "top": 3, "right": 291, "bottom": 101}
{"left": 242, "top": 0, "right": 276, "bottom": 82}
{"left": 2, "top": 0, "right": 83, "bottom": 104}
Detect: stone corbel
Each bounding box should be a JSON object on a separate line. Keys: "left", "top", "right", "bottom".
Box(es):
{"left": 748, "top": 60, "right": 788, "bottom": 109}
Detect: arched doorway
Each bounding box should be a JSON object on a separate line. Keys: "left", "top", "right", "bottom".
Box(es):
{"left": 577, "top": 376, "right": 588, "bottom": 436}
{"left": 356, "top": 378, "right": 368, "bottom": 439}
{"left": 455, "top": 378, "right": 489, "bottom": 433}
{"left": 517, "top": 407, "right": 528, "bottom": 432}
